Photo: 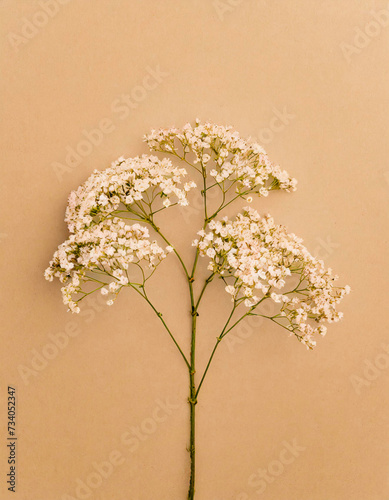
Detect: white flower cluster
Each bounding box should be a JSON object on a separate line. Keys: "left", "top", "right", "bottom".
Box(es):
{"left": 144, "top": 120, "right": 297, "bottom": 197}
{"left": 44, "top": 218, "right": 171, "bottom": 313}
{"left": 65, "top": 154, "right": 196, "bottom": 233}
{"left": 195, "top": 208, "right": 350, "bottom": 349}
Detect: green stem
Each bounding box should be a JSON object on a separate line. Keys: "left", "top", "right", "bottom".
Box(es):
{"left": 129, "top": 284, "right": 190, "bottom": 369}
{"left": 201, "top": 160, "right": 208, "bottom": 222}
{"left": 187, "top": 267, "right": 215, "bottom": 500}
{"left": 195, "top": 296, "right": 270, "bottom": 398}
{"left": 194, "top": 273, "right": 215, "bottom": 310}
{"left": 195, "top": 302, "right": 237, "bottom": 398}
{"left": 187, "top": 162, "right": 209, "bottom": 499}
{"left": 147, "top": 219, "right": 191, "bottom": 281}
{"left": 188, "top": 285, "right": 197, "bottom": 500}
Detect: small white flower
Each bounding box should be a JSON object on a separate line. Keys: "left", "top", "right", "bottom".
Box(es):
{"left": 206, "top": 248, "right": 216, "bottom": 258}
{"left": 184, "top": 181, "right": 196, "bottom": 191}
{"left": 109, "top": 282, "right": 119, "bottom": 292}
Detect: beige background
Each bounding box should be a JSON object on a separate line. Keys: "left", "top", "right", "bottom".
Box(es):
{"left": 1, "top": 1, "right": 389, "bottom": 499}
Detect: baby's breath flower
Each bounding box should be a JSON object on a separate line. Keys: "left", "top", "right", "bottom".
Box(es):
{"left": 144, "top": 121, "right": 297, "bottom": 200}
{"left": 44, "top": 218, "right": 170, "bottom": 313}
{"left": 65, "top": 154, "right": 196, "bottom": 233}
{"left": 195, "top": 207, "right": 350, "bottom": 349}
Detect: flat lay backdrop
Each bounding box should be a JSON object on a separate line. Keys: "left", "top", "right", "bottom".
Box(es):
{"left": 1, "top": 1, "right": 389, "bottom": 499}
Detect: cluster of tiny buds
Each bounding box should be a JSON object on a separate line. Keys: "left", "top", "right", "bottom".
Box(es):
{"left": 195, "top": 207, "right": 350, "bottom": 349}
{"left": 65, "top": 154, "right": 196, "bottom": 234}
{"left": 144, "top": 120, "right": 297, "bottom": 200}
{"left": 45, "top": 218, "right": 172, "bottom": 313}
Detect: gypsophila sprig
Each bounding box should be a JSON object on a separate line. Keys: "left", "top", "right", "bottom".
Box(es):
{"left": 44, "top": 218, "right": 172, "bottom": 313}
{"left": 195, "top": 207, "right": 350, "bottom": 349}
{"left": 65, "top": 154, "right": 196, "bottom": 233}
{"left": 45, "top": 121, "right": 349, "bottom": 500}
{"left": 144, "top": 120, "right": 297, "bottom": 203}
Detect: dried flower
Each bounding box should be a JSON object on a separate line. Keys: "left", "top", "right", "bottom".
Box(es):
{"left": 44, "top": 218, "right": 169, "bottom": 313}
{"left": 195, "top": 207, "right": 350, "bottom": 349}
{"left": 144, "top": 120, "right": 297, "bottom": 200}
{"left": 65, "top": 154, "right": 196, "bottom": 233}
